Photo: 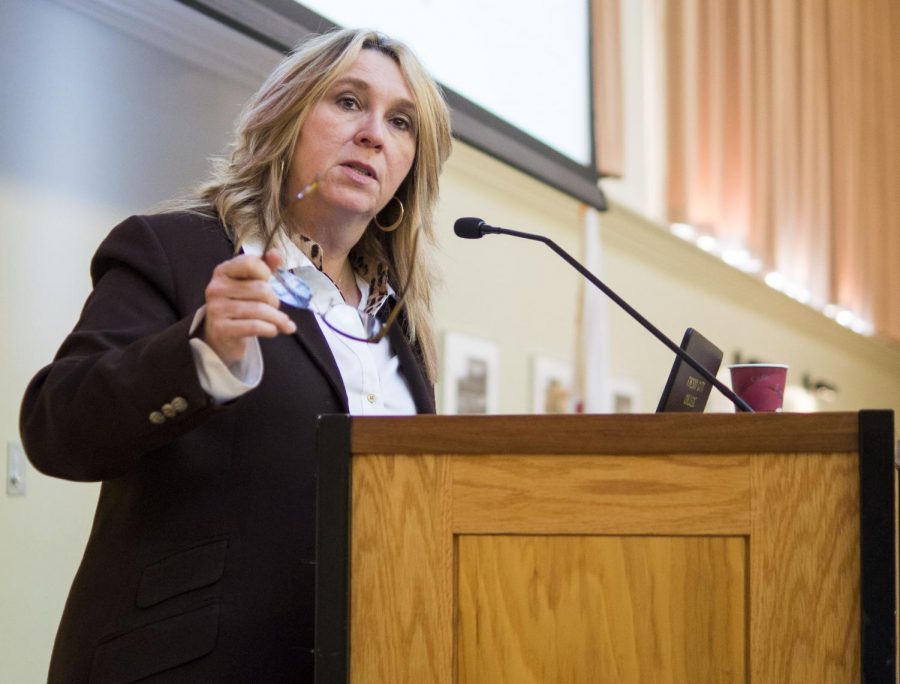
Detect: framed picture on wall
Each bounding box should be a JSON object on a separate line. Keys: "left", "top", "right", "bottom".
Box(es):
{"left": 441, "top": 332, "right": 500, "bottom": 414}
{"left": 531, "top": 356, "right": 575, "bottom": 414}
{"left": 609, "top": 377, "right": 641, "bottom": 414}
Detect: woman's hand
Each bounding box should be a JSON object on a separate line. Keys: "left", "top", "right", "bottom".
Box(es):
{"left": 202, "top": 250, "right": 297, "bottom": 366}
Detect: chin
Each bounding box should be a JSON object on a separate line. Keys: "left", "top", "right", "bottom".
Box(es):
{"left": 315, "top": 189, "right": 374, "bottom": 218}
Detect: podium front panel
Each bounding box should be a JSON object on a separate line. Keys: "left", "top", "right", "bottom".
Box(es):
{"left": 314, "top": 412, "right": 895, "bottom": 684}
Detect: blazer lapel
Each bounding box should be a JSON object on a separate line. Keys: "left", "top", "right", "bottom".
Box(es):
{"left": 389, "top": 322, "right": 436, "bottom": 414}
{"left": 285, "top": 307, "right": 349, "bottom": 412}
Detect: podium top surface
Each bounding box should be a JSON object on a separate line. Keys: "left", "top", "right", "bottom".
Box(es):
{"left": 330, "top": 411, "right": 893, "bottom": 456}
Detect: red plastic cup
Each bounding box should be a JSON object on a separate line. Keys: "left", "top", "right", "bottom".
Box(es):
{"left": 729, "top": 364, "right": 789, "bottom": 412}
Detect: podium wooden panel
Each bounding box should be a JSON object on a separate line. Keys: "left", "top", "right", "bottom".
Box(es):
{"left": 314, "top": 411, "right": 896, "bottom": 683}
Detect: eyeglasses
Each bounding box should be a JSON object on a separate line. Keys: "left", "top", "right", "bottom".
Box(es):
{"left": 264, "top": 178, "right": 417, "bottom": 344}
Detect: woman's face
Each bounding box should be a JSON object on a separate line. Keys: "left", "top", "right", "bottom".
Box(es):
{"left": 289, "top": 49, "right": 418, "bottom": 231}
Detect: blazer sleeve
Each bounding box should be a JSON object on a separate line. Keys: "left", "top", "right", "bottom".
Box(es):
{"left": 20, "top": 215, "right": 222, "bottom": 482}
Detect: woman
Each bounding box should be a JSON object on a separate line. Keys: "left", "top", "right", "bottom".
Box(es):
{"left": 20, "top": 28, "right": 452, "bottom": 682}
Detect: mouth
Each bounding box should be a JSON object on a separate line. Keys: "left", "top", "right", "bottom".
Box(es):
{"left": 340, "top": 161, "right": 378, "bottom": 181}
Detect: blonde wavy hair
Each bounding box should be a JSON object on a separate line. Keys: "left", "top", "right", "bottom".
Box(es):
{"left": 184, "top": 28, "right": 452, "bottom": 382}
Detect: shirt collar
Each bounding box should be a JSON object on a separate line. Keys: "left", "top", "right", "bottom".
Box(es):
{"left": 241, "top": 230, "right": 393, "bottom": 316}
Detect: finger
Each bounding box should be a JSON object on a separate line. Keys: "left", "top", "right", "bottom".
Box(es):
{"left": 206, "top": 300, "right": 296, "bottom": 335}
{"left": 213, "top": 254, "right": 274, "bottom": 282}
{"left": 206, "top": 274, "right": 281, "bottom": 309}
{"left": 203, "top": 318, "right": 289, "bottom": 364}
{"left": 205, "top": 320, "right": 283, "bottom": 355}
{"left": 263, "top": 249, "right": 284, "bottom": 272}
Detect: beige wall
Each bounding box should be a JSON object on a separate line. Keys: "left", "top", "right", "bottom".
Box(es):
{"left": 600, "top": 201, "right": 900, "bottom": 416}
{"left": 436, "top": 143, "right": 900, "bottom": 417}
{"left": 433, "top": 145, "right": 585, "bottom": 413}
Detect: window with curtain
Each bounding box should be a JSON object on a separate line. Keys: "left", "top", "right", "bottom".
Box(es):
{"left": 596, "top": 0, "right": 900, "bottom": 343}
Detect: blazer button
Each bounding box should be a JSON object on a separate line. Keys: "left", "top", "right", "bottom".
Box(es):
{"left": 149, "top": 411, "right": 166, "bottom": 425}
{"left": 161, "top": 403, "right": 177, "bottom": 418}
{"left": 171, "top": 396, "right": 188, "bottom": 413}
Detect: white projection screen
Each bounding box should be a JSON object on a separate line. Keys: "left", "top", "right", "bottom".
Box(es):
{"left": 300, "top": 0, "right": 592, "bottom": 166}
{"left": 176, "top": 0, "right": 606, "bottom": 208}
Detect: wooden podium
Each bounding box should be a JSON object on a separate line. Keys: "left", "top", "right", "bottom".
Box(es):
{"left": 314, "top": 411, "right": 896, "bottom": 683}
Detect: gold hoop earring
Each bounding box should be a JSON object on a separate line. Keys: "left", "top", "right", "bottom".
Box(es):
{"left": 374, "top": 196, "right": 404, "bottom": 232}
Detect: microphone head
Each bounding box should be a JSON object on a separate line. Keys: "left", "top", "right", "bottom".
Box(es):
{"left": 454, "top": 217, "right": 487, "bottom": 239}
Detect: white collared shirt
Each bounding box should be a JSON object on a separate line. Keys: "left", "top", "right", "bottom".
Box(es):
{"left": 188, "top": 233, "right": 417, "bottom": 416}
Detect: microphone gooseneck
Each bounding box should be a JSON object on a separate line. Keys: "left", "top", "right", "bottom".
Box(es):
{"left": 455, "top": 217, "right": 754, "bottom": 412}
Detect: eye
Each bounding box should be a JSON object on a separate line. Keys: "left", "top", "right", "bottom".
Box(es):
{"left": 390, "top": 113, "right": 416, "bottom": 134}
{"left": 337, "top": 94, "right": 360, "bottom": 111}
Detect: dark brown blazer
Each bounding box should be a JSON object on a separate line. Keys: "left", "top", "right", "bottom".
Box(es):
{"left": 20, "top": 211, "right": 435, "bottom": 683}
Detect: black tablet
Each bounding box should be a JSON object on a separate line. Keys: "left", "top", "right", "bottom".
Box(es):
{"left": 656, "top": 328, "right": 724, "bottom": 413}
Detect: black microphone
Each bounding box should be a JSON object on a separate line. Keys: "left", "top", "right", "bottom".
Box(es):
{"left": 454, "top": 217, "right": 498, "bottom": 239}
{"left": 453, "top": 217, "right": 753, "bottom": 412}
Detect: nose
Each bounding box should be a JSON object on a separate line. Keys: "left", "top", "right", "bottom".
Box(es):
{"left": 354, "top": 112, "right": 385, "bottom": 149}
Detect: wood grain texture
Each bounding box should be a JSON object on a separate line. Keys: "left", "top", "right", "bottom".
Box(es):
{"left": 451, "top": 454, "right": 750, "bottom": 535}
{"left": 349, "top": 454, "right": 454, "bottom": 684}
{"left": 340, "top": 414, "right": 876, "bottom": 682}
{"left": 457, "top": 535, "right": 747, "bottom": 683}
{"left": 350, "top": 413, "right": 859, "bottom": 456}
{"left": 750, "top": 453, "right": 860, "bottom": 682}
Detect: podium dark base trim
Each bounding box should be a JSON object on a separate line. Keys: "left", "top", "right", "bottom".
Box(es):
{"left": 858, "top": 409, "right": 897, "bottom": 682}
{"left": 314, "top": 414, "right": 352, "bottom": 684}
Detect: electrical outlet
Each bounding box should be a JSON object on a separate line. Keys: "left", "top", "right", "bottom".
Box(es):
{"left": 7, "top": 442, "right": 26, "bottom": 496}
